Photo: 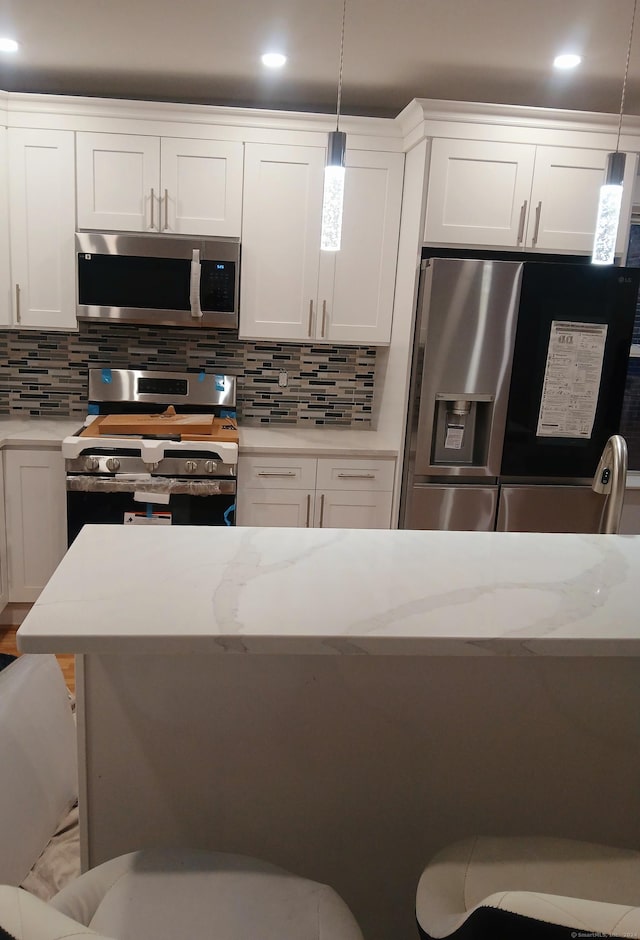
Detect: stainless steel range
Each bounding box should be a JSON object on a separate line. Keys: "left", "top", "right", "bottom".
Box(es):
{"left": 64, "top": 368, "right": 239, "bottom": 544}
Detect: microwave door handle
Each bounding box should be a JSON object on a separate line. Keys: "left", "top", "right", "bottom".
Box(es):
{"left": 190, "top": 249, "right": 203, "bottom": 319}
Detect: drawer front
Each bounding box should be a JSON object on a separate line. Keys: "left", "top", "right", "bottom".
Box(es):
{"left": 316, "top": 457, "right": 395, "bottom": 491}
{"left": 238, "top": 455, "right": 317, "bottom": 489}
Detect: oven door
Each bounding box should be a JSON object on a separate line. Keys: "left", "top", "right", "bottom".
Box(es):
{"left": 66, "top": 476, "right": 236, "bottom": 546}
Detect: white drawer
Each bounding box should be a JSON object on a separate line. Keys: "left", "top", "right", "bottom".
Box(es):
{"left": 238, "top": 455, "right": 317, "bottom": 489}
{"left": 316, "top": 458, "right": 395, "bottom": 491}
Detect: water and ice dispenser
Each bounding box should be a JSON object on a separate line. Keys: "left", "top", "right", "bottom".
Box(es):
{"left": 431, "top": 394, "right": 495, "bottom": 467}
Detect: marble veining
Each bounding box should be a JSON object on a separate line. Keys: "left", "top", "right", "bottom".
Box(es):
{"left": 17, "top": 525, "right": 640, "bottom": 656}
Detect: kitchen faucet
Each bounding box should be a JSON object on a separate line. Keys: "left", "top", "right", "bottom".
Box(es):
{"left": 592, "top": 435, "right": 628, "bottom": 534}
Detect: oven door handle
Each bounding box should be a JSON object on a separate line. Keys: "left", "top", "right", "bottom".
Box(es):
{"left": 190, "top": 249, "right": 203, "bottom": 319}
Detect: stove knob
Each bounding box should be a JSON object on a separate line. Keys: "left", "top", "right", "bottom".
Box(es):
{"left": 84, "top": 456, "right": 99, "bottom": 471}
{"left": 204, "top": 460, "right": 217, "bottom": 473}
{"left": 106, "top": 457, "right": 121, "bottom": 472}
{"left": 184, "top": 460, "right": 198, "bottom": 473}
{"left": 145, "top": 461, "right": 160, "bottom": 472}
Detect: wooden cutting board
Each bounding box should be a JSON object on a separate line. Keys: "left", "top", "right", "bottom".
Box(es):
{"left": 97, "top": 413, "right": 217, "bottom": 435}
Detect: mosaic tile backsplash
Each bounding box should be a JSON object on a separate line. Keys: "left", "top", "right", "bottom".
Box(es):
{"left": 0, "top": 323, "right": 376, "bottom": 427}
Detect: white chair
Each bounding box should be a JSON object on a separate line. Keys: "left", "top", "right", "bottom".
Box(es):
{"left": 1, "top": 848, "right": 363, "bottom": 940}
{"left": 416, "top": 835, "right": 640, "bottom": 939}
{"left": 0, "top": 656, "right": 363, "bottom": 939}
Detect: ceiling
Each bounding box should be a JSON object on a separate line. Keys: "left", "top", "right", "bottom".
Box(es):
{"left": 2, "top": 0, "right": 640, "bottom": 120}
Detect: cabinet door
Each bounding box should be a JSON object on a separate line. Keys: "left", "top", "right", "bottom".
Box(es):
{"left": 424, "top": 138, "right": 535, "bottom": 247}
{"left": 76, "top": 132, "right": 160, "bottom": 232}
{"left": 322, "top": 150, "right": 403, "bottom": 345}
{"left": 0, "top": 456, "right": 8, "bottom": 612}
{"left": 4, "top": 448, "right": 67, "bottom": 602}
{"left": 527, "top": 147, "right": 608, "bottom": 252}
{"left": 9, "top": 128, "right": 76, "bottom": 330}
{"left": 239, "top": 143, "right": 325, "bottom": 341}
{"left": 314, "top": 489, "right": 392, "bottom": 529}
{"left": 237, "top": 489, "right": 314, "bottom": 527}
{"left": 0, "top": 127, "right": 9, "bottom": 328}
{"left": 160, "top": 138, "right": 243, "bottom": 236}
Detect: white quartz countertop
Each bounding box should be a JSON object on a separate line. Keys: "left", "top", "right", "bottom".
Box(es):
{"left": 0, "top": 417, "right": 399, "bottom": 457}
{"left": 0, "top": 417, "right": 81, "bottom": 446}
{"left": 17, "top": 525, "right": 640, "bottom": 657}
{"left": 238, "top": 425, "right": 399, "bottom": 457}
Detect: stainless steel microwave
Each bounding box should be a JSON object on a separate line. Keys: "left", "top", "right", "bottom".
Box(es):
{"left": 76, "top": 232, "right": 240, "bottom": 329}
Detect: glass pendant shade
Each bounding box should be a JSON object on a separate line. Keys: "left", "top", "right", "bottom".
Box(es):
{"left": 321, "top": 131, "right": 347, "bottom": 251}
{"left": 592, "top": 151, "right": 626, "bottom": 265}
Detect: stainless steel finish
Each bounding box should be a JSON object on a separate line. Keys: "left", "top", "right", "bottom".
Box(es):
{"left": 497, "top": 484, "right": 606, "bottom": 533}
{"left": 337, "top": 473, "right": 375, "bottom": 480}
{"left": 308, "top": 300, "right": 314, "bottom": 336}
{"left": 517, "top": 200, "right": 527, "bottom": 244}
{"left": 319, "top": 493, "right": 325, "bottom": 527}
{"left": 67, "top": 475, "right": 237, "bottom": 496}
{"left": 257, "top": 471, "right": 297, "bottom": 478}
{"left": 150, "top": 188, "right": 155, "bottom": 229}
{"left": 87, "top": 369, "right": 237, "bottom": 410}
{"left": 306, "top": 493, "right": 311, "bottom": 527}
{"left": 405, "top": 485, "right": 499, "bottom": 531}
{"left": 532, "top": 200, "right": 542, "bottom": 245}
{"left": 204, "top": 460, "right": 217, "bottom": 473}
{"left": 75, "top": 231, "right": 240, "bottom": 329}
{"left": 184, "top": 460, "right": 198, "bottom": 473}
{"left": 65, "top": 453, "right": 236, "bottom": 477}
{"left": 412, "top": 258, "right": 524, "bottom": 479}
{"left": 163, "top": 188, "right": 169, "bottom": 231}
{"left": 105, "top": 457, "right": 121, "bottom": 472}
{"left": 592, "top": 434, "right": 628, "bottom": 534}
{"left": 84, "top": 456, "right": 99, "bottom": 471}
{"left": 15, "top": 284, "right": 21, "bottom": 324}
{"left": 401, "top": 258, "right": 524, "bottom": 530}
{"left": 321, "top": 300, "right": 327, "bottom": 337}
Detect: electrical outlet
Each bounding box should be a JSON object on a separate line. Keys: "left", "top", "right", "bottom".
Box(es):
{"left": 278, "top": 370, "right": 288, "bottom": 388}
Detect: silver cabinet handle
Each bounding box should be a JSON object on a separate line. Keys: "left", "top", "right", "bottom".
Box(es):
{"left": 150, "top": 188, "right": 155, "bottom": 229}
{"left": 517, "top": 200, "right": 527, "bottom": 244}
{"left": 257, "top": 471, "right": 297, "bottom": 477}
{"left": 321, "top": 300, "right": 327, "bottom": 337}
{"left": 15, "top": 284, "right": 21, "bottom": 324}
{"left": 163, "top": 188, "right": 169, "bottom": 231}
{"left": 308, "top": 300, "right": 314, "bottom": 337}
{"left": 336, "top": 473, "right": 376, "bottom": 479}
{"left": 319, "top": 493, "right": 325, "bottom": 527}
{"left": 532, "top": 200, "right": 542, "bottom": 245}
{"left": 305, "top": 493, "right": 311, "bottom": 527}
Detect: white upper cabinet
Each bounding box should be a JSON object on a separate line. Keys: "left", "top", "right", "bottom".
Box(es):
{"left": 424, "top": 138, "right": 535, "bottom": 247}
{"left": 328, "top": 150, "right": 404, "bottom": 345}
{"left": 76, "top": 132, "right": 243, "bottom": 236}
{"left": 424, "top": 137, "right": 636, "bottom": 254}
{"left": 240, "top": 142, "right": 403, "bottom": 345}
{"left": 0, "top": 128, "right": 10, "bottom": 328}
{"left": 240, "top": 143, "right": 326, "bottom": 342}
{"left": 8, "top": 128, "right": 76, "bottom": 331}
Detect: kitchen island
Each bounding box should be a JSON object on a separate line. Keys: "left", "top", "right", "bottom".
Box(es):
{"left": 17, "top": 525, "right": 640, "bottom": 940}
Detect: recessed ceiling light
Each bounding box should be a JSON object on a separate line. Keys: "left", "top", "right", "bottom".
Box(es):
{"left": 0, "top": 37, "right": 19, "bottom": 53}
{"left": 261, "top": 52, "right": 287, "bottom": 69}
{"left": 554, "top": 53, "right": 582, "bottom": 70}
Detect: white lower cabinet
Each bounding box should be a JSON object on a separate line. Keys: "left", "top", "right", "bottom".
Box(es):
{"left": 237, "top": 454, "right": 395, "bottom": 529}
{"left": 0, "top": 457, "right": 8, "bottom": 612}
{"left": 3, "top": 448, "right": 68, "bottom": 602}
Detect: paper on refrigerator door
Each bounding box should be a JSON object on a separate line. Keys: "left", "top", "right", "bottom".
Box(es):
{"left": 536, "top": 321, "right": 608, "bottom": 439}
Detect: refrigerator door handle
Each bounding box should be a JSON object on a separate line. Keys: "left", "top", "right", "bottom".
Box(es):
{"left": 517, "top": 200, "right": 528, "bottom": 244}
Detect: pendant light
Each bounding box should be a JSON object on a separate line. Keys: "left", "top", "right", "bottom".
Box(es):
{"left": 321, "top": 0, "right": 348, "bottom": 252}
{"left": 592, "top": 0, "right": 638, "bottom": 264}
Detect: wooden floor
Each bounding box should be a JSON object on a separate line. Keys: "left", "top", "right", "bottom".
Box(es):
{"left": 0, "top": 603, "right": 75, "bottom": 693}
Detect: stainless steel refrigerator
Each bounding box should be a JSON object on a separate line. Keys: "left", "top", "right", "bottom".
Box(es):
{"left": 400, "top": 256, "right": 639, "bottom": 532}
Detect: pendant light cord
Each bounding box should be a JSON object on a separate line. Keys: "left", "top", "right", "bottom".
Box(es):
{"left": 616, "top": 0, "right": 639, "bottom": 151}
{"left": 335, "top": 0, "right": 347, "bottom": 131}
